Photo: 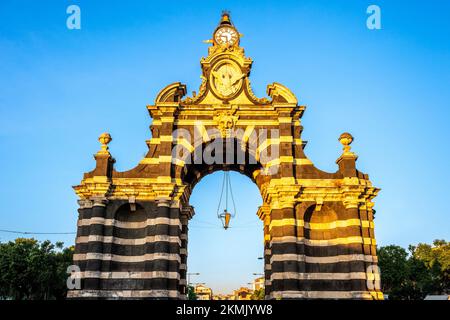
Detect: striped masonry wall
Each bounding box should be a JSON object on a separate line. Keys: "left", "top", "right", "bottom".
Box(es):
{"left": 267, "top": 203, "right": 381, "bottom": 299}
{"left": 68, "top": 199, "right": 381, "bottom": 300}
{"left": 68, "top": 199, "right": 182, "bottom": 300}
{"left": 178, "top": 205, "right": 194, "bottom": 299}
{"left": 263, "top": 214, "right": 272, "bottom": 299}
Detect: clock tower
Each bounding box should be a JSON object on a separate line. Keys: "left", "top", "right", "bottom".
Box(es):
{"left": 182, "top": 11, "right": 266, "bottom": 106}
{"left": 213, "top": 11, "right": 240, "bottom": 46}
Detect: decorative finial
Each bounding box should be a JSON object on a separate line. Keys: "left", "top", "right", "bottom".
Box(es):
{"left": 338, "top": 132, "right": 353, "bottom": 154}
{"left": 97, "top": 132, "right": 112, "bottom": 155}
{"left": 336, "top": 132, "right": 358, "bottom": 166}
{"left": 219, "top": 10, "right": 233, "bottom": 26}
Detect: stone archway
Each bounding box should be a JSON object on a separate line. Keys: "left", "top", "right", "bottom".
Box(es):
{"left": 178, "top": 136, "right": 267, "bottom": 298}
{"left": 68, "top": 13, "right": 382, "bottom": 300}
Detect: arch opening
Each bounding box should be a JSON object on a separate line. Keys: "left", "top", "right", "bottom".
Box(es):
{"left": 186, "top": 170, "right": 265, "bottom": 299}
{"left": 178, "top": 136, "right": 265, "bottom": 198}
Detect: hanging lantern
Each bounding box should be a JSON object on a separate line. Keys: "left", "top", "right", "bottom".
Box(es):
{"left": 216, "top": 171, "right": 237, "bottom": 230}
{"left": 219, "top": 209, "right": 232, "bottom": 229}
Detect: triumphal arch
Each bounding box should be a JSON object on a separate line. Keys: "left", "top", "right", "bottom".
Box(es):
{"left": 68, "top": 13, "right": 383, "bottom": 300}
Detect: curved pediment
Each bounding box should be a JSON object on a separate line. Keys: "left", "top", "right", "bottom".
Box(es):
{"left": 155, "top": 82, "right": 187, "bottom": 103}
{"left": 267, "top": 82, "right": 298, "bottom": 104}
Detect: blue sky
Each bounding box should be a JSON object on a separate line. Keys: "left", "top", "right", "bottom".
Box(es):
{"left": 0, "top": 0, "right": 449, "bottom": 294}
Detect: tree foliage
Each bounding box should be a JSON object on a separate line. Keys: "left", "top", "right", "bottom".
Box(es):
{"left": 187, "top": 285, "right": 197, "bottom": 300}
{"left": 378, "top": 240, "right": 449, "bottom": 300}
{"left": 250, "top": 288, "right": 265, "bottom": 300}
{"left": 0, "top": 238, "right": 74, "bottom": 300}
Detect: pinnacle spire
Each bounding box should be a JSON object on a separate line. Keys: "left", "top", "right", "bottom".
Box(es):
{"left": 220, "top": 10, "right": 232, "bottom": 26}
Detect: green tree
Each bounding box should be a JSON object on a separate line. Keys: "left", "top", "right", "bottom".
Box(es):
{"left": 0, "top": 238, "right": 74, "bottom": 300}
{"left": 250, "top": 288, "right": 265, "bottom": 300}
{"left": 187, "top": 285, "right": 197, "bottom": 300}
{"left": 410, "top": 239, "right": 449, "bottom": 294}
{"left": 378, "top": 240, "right": 449, "bottom": 300}
{"left": 377, "top": 245, "right": 411, "bottom": 299}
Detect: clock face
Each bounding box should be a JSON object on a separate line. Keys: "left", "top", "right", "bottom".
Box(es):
{"left": 214, "top": 27, "right": 239, "bottom": 46}
{"left": 210, "top": 61, "right": 244, "bottom": 98}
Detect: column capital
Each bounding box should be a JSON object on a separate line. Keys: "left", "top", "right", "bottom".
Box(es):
{"left": 181, "top": 205, "right": 195, "bottom": 220}
{"left": 77, "top": 199, "right": 93, "bottom": 209}
{"left": 91, "top": 197, "right": 108, "bottom": 207}
{"left": 156, "top": 198, "right": 171, "bottom": 207}
{"left": 257, "top": 204, "right": 271, "bottom": 221}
